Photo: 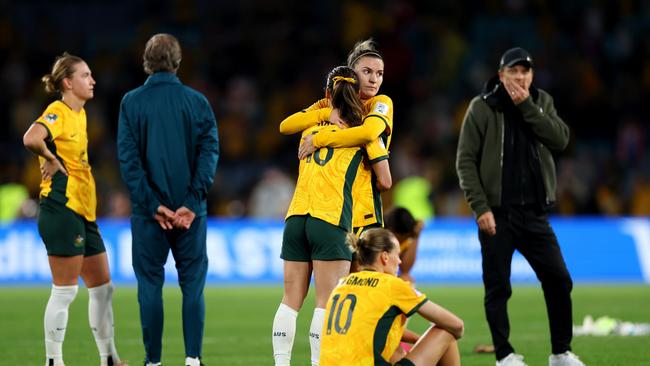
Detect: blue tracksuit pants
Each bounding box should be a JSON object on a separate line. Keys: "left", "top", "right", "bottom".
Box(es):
{"left": 131, "top": 215, "right": 208, "bottom": 363}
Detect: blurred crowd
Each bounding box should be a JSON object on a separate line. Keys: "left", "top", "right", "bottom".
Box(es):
{"left": 1, "top": 0, "right": 649, "bottom": 221}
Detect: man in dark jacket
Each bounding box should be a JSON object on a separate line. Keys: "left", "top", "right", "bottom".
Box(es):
{"left": 117, "top": 33, "right": 219, "bottom": 366}
{"left": 456, "top": 48, "right": 585, "bottom": 366}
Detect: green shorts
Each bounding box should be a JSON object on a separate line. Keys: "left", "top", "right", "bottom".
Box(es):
{"left": 281, "top": 215, "right": 352, "bottom": 261}
{"left": 37, "top": 197, "right": 105, "bottom": 257}
{"left": 353, "top": 223, "right": 382, "bottom": 238}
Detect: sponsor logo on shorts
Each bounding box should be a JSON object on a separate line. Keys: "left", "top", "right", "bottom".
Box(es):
{"left": 74, "top": 235, "right": 84, "bottom": 247}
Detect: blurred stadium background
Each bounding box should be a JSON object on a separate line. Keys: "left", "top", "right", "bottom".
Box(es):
{"left": 1, "top": 0, "right": 649, "bottom": 365}
{"left": 2, "top": 0, "right": 649, "bottom": 219}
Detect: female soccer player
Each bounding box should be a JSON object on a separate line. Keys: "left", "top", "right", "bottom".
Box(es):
{"left": 296, "top": 38, "right": 394, "bottom": 235}
{"left": 320, "top": 228, "right": 464, "bottom": 366}
{"left": 23, "top": 53, "right": 126, "bottom": 366}
{"left": 273, "top": 65, "right": 391, "bottom": 366}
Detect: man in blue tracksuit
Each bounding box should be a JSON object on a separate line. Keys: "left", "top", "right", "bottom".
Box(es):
{"left": 117, "top": 33, "right": 219, "bottom": 366}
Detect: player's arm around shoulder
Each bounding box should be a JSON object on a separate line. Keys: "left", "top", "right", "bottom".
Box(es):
{"left": 279, "top": 107, "right": 332, "bottom": 135}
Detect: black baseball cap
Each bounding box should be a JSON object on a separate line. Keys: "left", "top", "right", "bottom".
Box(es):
{"left": 499, "top": 47, "right": 534, "bottom": 69}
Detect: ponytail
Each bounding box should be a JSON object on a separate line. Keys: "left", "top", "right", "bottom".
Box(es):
{"left": 349, "top": 228, "right": 397, "bottom": 266}
{"left": 42, "top": 52, "right": 84, "bottom": 94}
{"left": 325, "top": 66, "right": 363, "bottom": 127}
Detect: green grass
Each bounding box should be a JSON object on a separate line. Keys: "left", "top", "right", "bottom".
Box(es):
{"left": 1, "top": 285, "right": 649, "bottom": 365}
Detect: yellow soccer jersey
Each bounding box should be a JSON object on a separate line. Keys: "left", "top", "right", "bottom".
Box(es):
{"left": 279, "top": 106, "right": 331, "bottom": 135}
{"left": 351, "top": 137, "right": 389, "bottom": 228}
{"left": 307, "top": 95, "right": 394, "bottom": 228}
{"left": 35, "top": 100, "right": 97, "bottom": 221}
{"left": 353, "top": 95, "right": 394, "bottom": 228}
{"left": 312, "top": 94, "right": 394, "bottom": 149}
{"left": 363, "top": 94, "right": 394, "bottom": 149}
{"left": 286, "top": 123, "right": 364, "bottom": 231}
{"left": 320, "top": 271, "right": 427, "bottom": 366}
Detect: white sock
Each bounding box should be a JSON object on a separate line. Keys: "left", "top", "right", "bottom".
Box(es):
{"left": 272, "top": 303, "right": 298, "bottom": 366}
{"left": 309, "top": 308, "right": 325, "bottom": 366}
{"left": 44, "top": 284, "right": 78, "bottom": 365}
{"left": 185, "top": 356, "right": 201, "bottom": 366}
{"left": 88, "top": 281, "right": 121, "bottom": 365}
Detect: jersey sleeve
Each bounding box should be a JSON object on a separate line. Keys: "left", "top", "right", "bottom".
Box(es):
{"left": 365, "top": 95, "right": 393, "bottom": 136}
{"left": 364, "top": 137, "right": 389, "bottom": 164}
{"left": 304, "top": 98, "right": 329, "bottom": 111}
{"left": 35, "top": 104, "right": 65, "bottom": 141}
{"left": 312, "top": 117, "right": 386, "bottom": 148}
{"left": 392, "top": 277, "right": 427, "bottom": 317}
{"left": 279, "top": 107, "right": 332, "bottom": 135}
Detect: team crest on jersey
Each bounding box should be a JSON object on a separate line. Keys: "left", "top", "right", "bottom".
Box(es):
{"left": 373, "top": 102, "right": 389, "bottom": 115}
{"left": 44, "top": 113, "right": 58, "bottom": 124}
{"left": 73, "top": 235, "right": 84, "bottom": 247}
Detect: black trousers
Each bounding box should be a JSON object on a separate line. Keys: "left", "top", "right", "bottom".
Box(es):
{"left": 479, "top": 205, "right": 573, "bottom": 360}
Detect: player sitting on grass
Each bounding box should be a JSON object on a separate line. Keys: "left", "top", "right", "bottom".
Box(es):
{"left": 320, "top": 228, "right": 464, "bottom": 366}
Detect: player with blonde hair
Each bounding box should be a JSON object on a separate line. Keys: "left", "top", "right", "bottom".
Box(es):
{"left": 320, "top": 228, "right": 463, "bottom": 366}
{"left": 23, "top": 52, "right": 126, "bottom": 366}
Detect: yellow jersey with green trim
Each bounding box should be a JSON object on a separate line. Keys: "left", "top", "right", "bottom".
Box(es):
{"left": 352, "top": 95, "right": 393, "bottom": 228}
{"left": 351, "top": 135, "right": 389, "bottom": 228}
{"left": 283, "top": 97, "right": 394, "bottom": 228}
{"left": 320, "top": 271, "right": 427, "bottom": 366}
{"left": 311, "top": 95, "right": 394, "bottom": 148}
{"left": 363, "top": 94, "right": 394, "bottom": 148}
{"left": 286, "top": 122, "right": 364, "bottom": 231}
{"left": 35, "top": 100, "right": 97, "bottom": 221}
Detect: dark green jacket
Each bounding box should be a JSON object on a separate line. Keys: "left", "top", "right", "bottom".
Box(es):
{"left": 456, "top": 82, "right": 569, "bottom": 218}
{"left": 117, "top": 72, "right": 219, "bottom": 218}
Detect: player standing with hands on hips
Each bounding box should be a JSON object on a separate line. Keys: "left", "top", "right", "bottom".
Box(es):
{"left": 456, "top": 47, "right": 586, "bottom": 366}
{"left": 117, "top": 33, "right": 219, "bottom": 366}
{"left": 23, "top": 53, "right": 126, "bottom": 366}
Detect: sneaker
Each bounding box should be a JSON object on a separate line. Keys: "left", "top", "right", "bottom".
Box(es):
{"left": 185, "top": 357, "right": 204, "bottom": 366}
{"left": 497, "top": 353, "right": 528, "bottom": 366}
{"left": 144, "top": 362, "right": 161, "bottom": 366}
{"left": 549, "top": 351, "right": 586, "bottom": 366}
{"left": 46, "top": 359, "right": 65, "bottom": 366}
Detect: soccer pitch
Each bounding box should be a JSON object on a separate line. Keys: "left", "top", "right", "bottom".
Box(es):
{"left": 1, "top": 286, "right": 649, "bottom": 365}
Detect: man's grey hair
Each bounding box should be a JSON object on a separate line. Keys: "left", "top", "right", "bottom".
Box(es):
{"left": 143, "top": 33, "right": 182, "bottom": 75}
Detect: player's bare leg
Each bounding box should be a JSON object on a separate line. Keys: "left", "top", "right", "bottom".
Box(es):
{"left": 402, "top": 326, "right": 460, "bottom": 366}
